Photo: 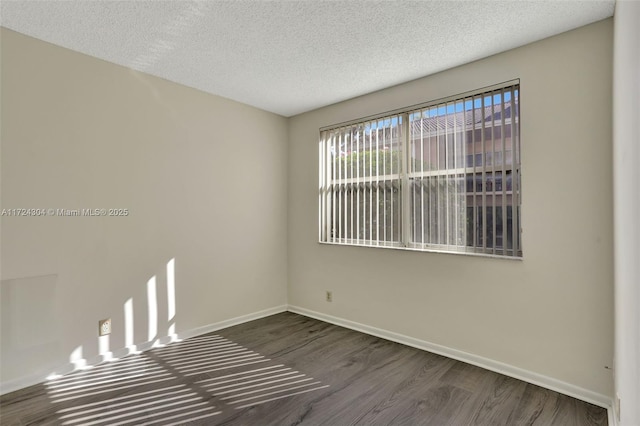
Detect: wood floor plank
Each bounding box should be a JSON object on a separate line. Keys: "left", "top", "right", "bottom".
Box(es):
{"left": 0, "top": 312, "right": 608, "bottom": 426}
{"left": 508, "top": 383, "right": 558, "bottom": 425}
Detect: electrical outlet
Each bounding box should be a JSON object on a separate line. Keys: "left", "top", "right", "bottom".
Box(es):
{"left": 615, "top": 393, "right": 621, "bottom": 421}
{"left": 326, "top": 291, "right": 332, "bottom": 302}
{"left": 98, "top": 318, "right": 112, "bottom": 336}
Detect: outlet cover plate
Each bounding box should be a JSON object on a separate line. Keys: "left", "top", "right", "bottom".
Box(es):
{"left": 99, "top": 318, "right": 111, "bottom": 336}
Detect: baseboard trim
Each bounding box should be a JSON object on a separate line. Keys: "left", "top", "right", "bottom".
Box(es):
{"left": 608, "top": 405, "right": 617, "bottom": 426}
{"left": 174, "top": 305, "right": 288, "bottom": 341}
{"left": 287, "top": 305, "right": 612, "bottom": 411}
{"left": 0, "top": 305, "right": 288, "bottom": 395}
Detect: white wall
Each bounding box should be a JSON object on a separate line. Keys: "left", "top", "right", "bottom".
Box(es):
{"left": 0, "top": 29, "right": 288, "bottom": 389}
{"left": 288, "top": 19, "right": 614, "bottom": 399}
{"left": 613, "top": 1, "right": 640, "bottom": 424}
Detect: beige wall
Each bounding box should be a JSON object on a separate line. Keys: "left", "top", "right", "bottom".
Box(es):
{"left": 0, "top": 29, "right": 288, "bottom": 385}
{"left": 288, "top": 19, "right": 614, "bottom": 397}
{"left": 613, "top": 2, "right": 640, "bottom": 423}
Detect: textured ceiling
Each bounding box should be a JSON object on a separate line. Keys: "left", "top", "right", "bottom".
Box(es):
{"left": 1, "top": 1, "right": 615, "bottom": 117}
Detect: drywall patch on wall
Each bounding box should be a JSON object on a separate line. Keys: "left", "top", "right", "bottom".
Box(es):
{"left": 0, "top": 274, "right": 61, "bottom": 384}
{"left": 1, "top": 274, "right": 58, "bottom": 349}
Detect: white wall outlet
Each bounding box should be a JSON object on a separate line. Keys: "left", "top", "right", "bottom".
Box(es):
{"left": 326, "top": 291, "right": 332, "bottom": 302}
{"left": 615, "top": 393, "right": 621, "bottom": 421}
{"left": 98, "top": 318, "right": 112, "bottom": 336}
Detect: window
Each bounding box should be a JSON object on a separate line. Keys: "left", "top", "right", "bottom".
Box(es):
{"left": 319, "top": 81, "right": 521, "bottom": 258}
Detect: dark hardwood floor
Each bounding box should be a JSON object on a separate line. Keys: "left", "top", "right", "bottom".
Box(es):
{"left": 0, "top": 312, "right": 608, "bottom": 425}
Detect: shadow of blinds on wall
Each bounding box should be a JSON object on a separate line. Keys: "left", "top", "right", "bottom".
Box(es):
{"left": 319, "top": 81, "right": 521, "bottom": 258}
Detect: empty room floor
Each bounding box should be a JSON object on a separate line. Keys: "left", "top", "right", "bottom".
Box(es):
{"left": 0, "top": 312, "right": 607, "bottom": 425}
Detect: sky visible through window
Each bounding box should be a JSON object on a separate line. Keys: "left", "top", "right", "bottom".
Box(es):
{"left": 362, "top": 92, "right": 513, "bottom": 134}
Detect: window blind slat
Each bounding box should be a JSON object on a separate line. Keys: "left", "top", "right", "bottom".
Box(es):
{"left": 430, "top": 111, "right": 436, "bottom": 245}
{"left": 338, "top": 131, "right": 343, "bottom": 240}
{"left": 401, "top": 114, "right": 411, "bottom": 247}
{"left": 481, "top": 95, "right": 487, "bottom": 251}
{"left": 436, "top": 107, "right": 441, "bottom": 245}
{"left": 461, "top": 100, "right": 468, "bottom": 249}
{"left": 383, "top": 123, "right": 387, "bottom": 243}
{"left": 445, "top": 103, "right": 450, "bottom": 246}
{"left": 500, "top": 88, "right": 508, "bottom": 255}
{"left": 491, "top": 91, "right": 497, "bottom": 254}
{"left": 511, "top": 87, "right": 522, "bottom": 253}
{"left": 375, "top": 123, "right": 380, "bottom": 245}
{"left": 470, "top": 97, "right": 477, "bottom": 249}
{"left": 355, "top": 126, "right": 360, "bottom": 242}
{"left": 368, "top": 122, "right": 373, "bottom": 244}
{"left": 420, "top": 110, "right": 425, "bottom": 245}
{"left": 319, "top": 132, "right": 324, "bottom": 241}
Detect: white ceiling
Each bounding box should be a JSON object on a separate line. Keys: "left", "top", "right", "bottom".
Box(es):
{"left": 1, "top": 0, "right": 615, "bottom": 117}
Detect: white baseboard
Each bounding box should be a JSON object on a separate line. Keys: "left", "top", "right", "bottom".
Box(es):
{"left": 608, "top": 405, "right": 618, "bottom": 426}
{"left": 287, "top": 305, "right": 613, "bottom": 411}
{"left": 0, "top": 305, "right": 287, "bottom": 396}
{"left": 173, "top": 305, "right": 288, "bottom": 341}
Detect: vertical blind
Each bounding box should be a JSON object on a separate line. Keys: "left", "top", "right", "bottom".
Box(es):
{"left": 319, "top": 81, "right": 521, "bottom": 258}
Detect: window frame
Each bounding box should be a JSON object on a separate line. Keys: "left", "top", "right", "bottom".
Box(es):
{"left": 318, "top": 80, "right": 522, "bottom": 259}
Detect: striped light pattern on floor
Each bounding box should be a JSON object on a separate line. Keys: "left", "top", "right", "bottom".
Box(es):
{"left": 56, "top": 385, "right": 221, "bottom": 426}
{"left": 195, "top": 364, "right": 329, "bottom": 409}
{"left": 48, "top": 334, "right": 328, "bottom": 424}
{"left": 150, "top": 335, "right": 271, "bottom": 376}
{"left": 46, "top": 355, "right": 176, "bottom": 402}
